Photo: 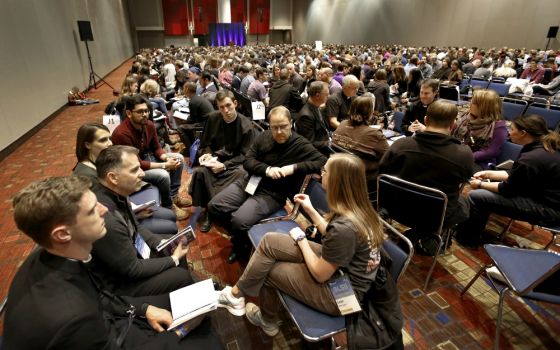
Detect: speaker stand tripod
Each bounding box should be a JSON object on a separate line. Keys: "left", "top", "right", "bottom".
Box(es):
{"left": 84, "top": 40, "right": 116, "bottom": 93}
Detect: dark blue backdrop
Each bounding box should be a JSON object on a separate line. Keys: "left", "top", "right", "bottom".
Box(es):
{"left": 209, "top": 22, "right": 246, "bottom": 46}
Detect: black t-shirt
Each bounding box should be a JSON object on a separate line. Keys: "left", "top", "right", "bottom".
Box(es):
{"left": 326, "top": 91, "right": 354, "bottom": 126}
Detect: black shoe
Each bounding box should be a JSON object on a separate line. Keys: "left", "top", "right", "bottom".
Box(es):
{"left": 415, "top": 236, "right": 440, "bottom": 256}
{"left": 227, "top": 251, "right": 238, "bottom": 264}
{"left": 199, "top": 211, "right": 211, "bottom": 233}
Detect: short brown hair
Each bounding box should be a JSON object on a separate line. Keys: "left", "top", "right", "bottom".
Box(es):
{"left": 182, "top": 81, "right": 197, "bottom": 94}
{"left": 96, "top": 145, "right": 139, "bottom": 179}
{"left": 12, "top": 176, "right": 91, "bottom": 247}
{"left": 374, "top": 69, "right": 387, "bottom": 81}
{"left": 268, "top": 105, "right": 292, "bottom": 122}
{"left": 421, "top": 79, "right": 440, "bottom": 94}
{"left": 426, "top": 100, "right": 457, "bottom": 128}
{"left": 308, "top": 81, "right": 326, "bottom": 97}
{"left": 215, "top": 89, "right": 235, "bottom": 104}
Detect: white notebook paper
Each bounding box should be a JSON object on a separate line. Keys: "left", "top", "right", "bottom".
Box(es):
{"left": 168, "top": 279, "right": 218, "bottom": 330}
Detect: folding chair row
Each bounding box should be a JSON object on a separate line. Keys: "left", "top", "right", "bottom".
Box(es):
{"left": 488, "top": 81, "right": 511, "bottom": 97}
{"left": 501, "top": 97, "right": 528, "bottom": 121}
{"left": 466, "top": 78, "right": 511, "bottom": 98}
{"left": 524, "top": 103, "right": 560, "bottom": 130}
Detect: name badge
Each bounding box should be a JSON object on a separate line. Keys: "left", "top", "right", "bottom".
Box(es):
{"left": 134, "top": 233, "right": 151, "bottom": 259}
{"left": 329, "top": 274, "right": 362, "bottom": 315}
{"left": 251, "top": 101, "right": 266, "bottom": 120}
{"left": 245, "top": 175, "right": 262, "bottom": 195}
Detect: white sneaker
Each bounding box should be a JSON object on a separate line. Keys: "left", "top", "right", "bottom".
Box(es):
{"left": 245, "top": 302, "right": 280, "bottom": 337}
{"left": 217, "top": 286, "right": 246, "bottom": 316}
{"left": 486, "top": 266, "right": 507, "bottom": 283}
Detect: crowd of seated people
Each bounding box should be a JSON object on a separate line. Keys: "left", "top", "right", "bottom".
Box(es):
{"left": 5, "top": 42, "right": 560, "bottom": 349}
{"left": 125, "top": 41, "right": 560, "bottom": 263}
{"left": 108, "top": 43, "right": 560, "bottom": 253}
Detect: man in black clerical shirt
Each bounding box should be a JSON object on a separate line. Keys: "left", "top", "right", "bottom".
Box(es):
{"left": 4, "top": 176, "right": 222, "bottom": 349}
{"left": 208, "top": 106, "right": 326, "bottom": 263}
{"left": 189, "top": 89, "right": 254, "bottom": 232}
{"left": 401, "top": 79, "right": 439, "bottom": 135}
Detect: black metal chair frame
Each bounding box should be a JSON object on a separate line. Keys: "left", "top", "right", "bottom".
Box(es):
{"left": 376, "top": 174, "right": 448, "bottom": 290}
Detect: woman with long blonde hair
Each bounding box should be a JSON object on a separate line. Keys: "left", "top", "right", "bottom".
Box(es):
{"left": 216, "top": 153, "right": 385, "bottom": 338}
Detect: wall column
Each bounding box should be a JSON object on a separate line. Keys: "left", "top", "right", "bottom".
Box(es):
{"left": 218, "top": 0, "right": 231, "bottom": 23}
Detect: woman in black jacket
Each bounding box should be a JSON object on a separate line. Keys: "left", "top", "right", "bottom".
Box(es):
{"left": 456, "top": 115, "right": 560, "bottom": 247}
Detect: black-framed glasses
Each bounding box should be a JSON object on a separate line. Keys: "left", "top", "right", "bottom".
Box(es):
{"left": 270, "top": 124, "right": 291, "bottom": 132}
{"left": 132, "top": 109, "right": 150, "bottom": 115}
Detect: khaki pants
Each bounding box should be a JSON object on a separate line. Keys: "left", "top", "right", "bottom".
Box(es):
{"left": 237, "top": 233, "right": 340, "bottom": 322}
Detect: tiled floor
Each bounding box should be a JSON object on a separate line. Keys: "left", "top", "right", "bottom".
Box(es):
{"left": 0, "top": 60, "right": 559, "bottom": 349}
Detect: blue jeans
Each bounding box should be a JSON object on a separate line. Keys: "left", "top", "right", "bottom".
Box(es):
{"left": 139, "top": 206, "right": 177, "bottom": 235}
{"left": 143, "top": 153, "right": 185, "bottom": 208}
{"left": 456, "top": 189, "right": 560, "bottom": 245}
{"left": 130, "top": 186, "right": 177, "bottom": 235}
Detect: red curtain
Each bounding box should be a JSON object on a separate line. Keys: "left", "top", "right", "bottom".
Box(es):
{"left": 249, "top": 0, "right": 269, "bottom": 35}
{"left": 162, "top": 0, "right": 188, "bottom": 36}
{"left": 193, "top": 0, "right": 217, "bottom": 35}
{"left": 230, "top": 0, "right": 246, "bottom": 23}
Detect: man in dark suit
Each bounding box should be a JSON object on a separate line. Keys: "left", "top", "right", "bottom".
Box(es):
{"left": 4, "top": 176, "right": 222, "bottom": 349}
{"left": 295, "top": 81, "right": 332, "bottom": 155}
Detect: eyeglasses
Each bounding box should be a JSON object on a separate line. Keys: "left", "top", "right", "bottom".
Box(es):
{"left": 132, "top": 109, "right": 150, "bottom": 115}
{"left": 270, "top": 124, "right": 291, "bottom": 132}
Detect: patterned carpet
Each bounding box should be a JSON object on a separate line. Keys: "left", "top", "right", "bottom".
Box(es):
{"left": 0, "top": 59, "right": 558, "bottom": 349}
